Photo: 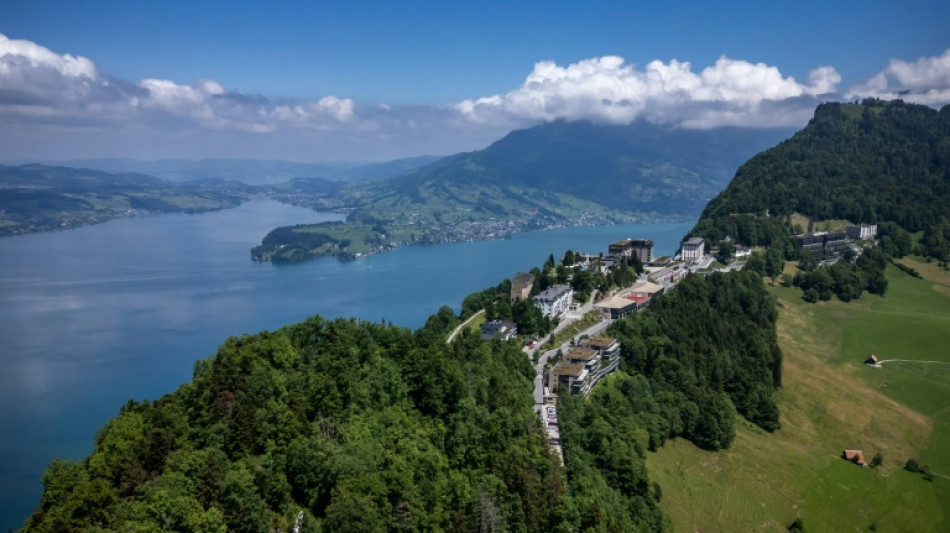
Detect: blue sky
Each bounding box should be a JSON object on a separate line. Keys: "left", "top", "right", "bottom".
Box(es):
{"left": 1, "top": 0, "right": 948, "bottom": 161}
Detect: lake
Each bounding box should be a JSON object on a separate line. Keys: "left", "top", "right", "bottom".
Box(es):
{"left": 0, "top": 199, "right": 691, "bottom": 528}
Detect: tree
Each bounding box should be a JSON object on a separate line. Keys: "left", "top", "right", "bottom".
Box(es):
{"left": 561, "top": 250, "right": 575, "bottom": 266}
{"left": 870, "top": 452, "right": 883, "bottom": 468}
{"left": 715, "top": 244, "right": 733, "bottom": 265}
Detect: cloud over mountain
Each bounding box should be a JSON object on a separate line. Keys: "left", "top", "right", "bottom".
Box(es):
{"left": 1, "top": 32, "right": 948, "bottom": 160}
{"left": 455, "top": 55, "right": 841, "bottom": 128}
{"left": 847, "top": 48, "right": 950, "bottom": 105}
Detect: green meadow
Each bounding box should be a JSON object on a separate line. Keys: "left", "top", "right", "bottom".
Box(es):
{"left": 647, "top": 263, "right": 950, "bottom": 532}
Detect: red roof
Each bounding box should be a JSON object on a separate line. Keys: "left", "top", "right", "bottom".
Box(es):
{"left": 623, "top": 294, "right": 650, "bottom": 304}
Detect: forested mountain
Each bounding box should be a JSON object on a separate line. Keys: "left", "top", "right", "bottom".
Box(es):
{"left": 345, "top": 120, "right": 792, "bottom": 221}
{"left": 0, "top": 164, "right": 248, "bottom": 236}
{"left": 691, "top": 99, "right": 950, "bottom": 245}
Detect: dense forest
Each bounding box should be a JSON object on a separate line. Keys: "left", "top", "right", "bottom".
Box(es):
{"left": 25, "top": 316, "right": 572, "bottom": 532}
{"left": 22, "top": 263, "right": 784, "bottom": 532}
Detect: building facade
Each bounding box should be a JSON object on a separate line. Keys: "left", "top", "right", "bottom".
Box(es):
{"left": 796, "top": 231, "right": 851, "bottom": 258}
{"left": 533, "top": 284, "right": 574, "bottom": 317}
{"left": 846, "top": 224, "right": 878, "bottom": 241}
{"left": 547, "top": 336, "right": 621, "bottom": 398}
{"left": 682, "top": 237, "right": 705, "bottom": 262}
{"left": 630, "top": 239, "right": 654, "bottom": 263}
{"left": 510, "top": 272, "right": 535, "bottom": 304}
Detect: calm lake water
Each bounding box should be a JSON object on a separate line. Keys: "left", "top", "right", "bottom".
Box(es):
{"left": 0, "top": 199, "right": 691, "bottom": 528}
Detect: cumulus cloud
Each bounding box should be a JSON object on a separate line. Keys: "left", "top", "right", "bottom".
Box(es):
{"left": 847, "top": 48, "right": 950, "bottom": 106}
{"left": 0, "top": 32, "right": 361, "bottom": 135}
{"left": 456, "top": 55, "right": 840, "bottom": 128}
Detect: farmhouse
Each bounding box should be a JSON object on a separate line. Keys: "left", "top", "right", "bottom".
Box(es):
{"left": 843, "top": 449, "right": 869, "bottom": 467}
{"left": 480, "top": 319, "right": 518, "bottom": 341}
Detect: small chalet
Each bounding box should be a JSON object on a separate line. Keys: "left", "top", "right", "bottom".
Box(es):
{"left": 480, "top": 319, "right": 518, "bottom": 341}
{"left": 843, "top": 449, "right": 868, "bottom": 467}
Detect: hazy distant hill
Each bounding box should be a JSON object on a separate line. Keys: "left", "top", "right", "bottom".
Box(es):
{"left": 8, "top": 156, "right": 443, "bottom": 186}
{"left": 0, "top": 164, "right": 248, "bottom": 236}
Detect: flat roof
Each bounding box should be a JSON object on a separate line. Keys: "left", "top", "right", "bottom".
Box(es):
{"left": 631, "top": 280, "right": 663, "bottom": 294}
{"left": 595, "top": 295, "right": 640, "bottom": 310}
{"left": 553, "top": 361, "right": 585, "bottom": 377}
{"left": 583, "top": 336, "right": 617, "bottom": 348}
{"left": 566, "top": 347, "right": 597, "bottom": 361}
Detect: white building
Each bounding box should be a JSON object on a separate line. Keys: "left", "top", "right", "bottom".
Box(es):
{"left": 847, "top": 224, "right": 878, "bottom": 241}
{"left": 533, "top": 284, "right": 574, "bottom": 317}
{"left": 681, "top": 237, "right": 705, "bottom": 263}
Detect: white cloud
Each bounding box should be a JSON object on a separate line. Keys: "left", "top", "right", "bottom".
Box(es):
{"left": 0, "top": 32, "right": 361, "bottom": 135}
{"left": 455, "top": 55, "right": 840, "bottom": 128}
{"left": 847, "top": 48, "right": 950, "bottom": 106}
{"left": 0, "top": 33, "right": 96, "bottom": 79}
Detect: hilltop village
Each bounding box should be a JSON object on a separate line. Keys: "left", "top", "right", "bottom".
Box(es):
{"left": 467, "top": 223, "right": 879, "bottom": 459}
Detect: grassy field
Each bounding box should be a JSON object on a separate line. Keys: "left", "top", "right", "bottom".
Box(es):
{"left": 790, "top": 214, "right": 855, "bottom": 233}
{"left": 296, "top": 223, "right": 416, "bottom": 254}
{"left": 647, "top": 264, "right": 950, "bottom": 532}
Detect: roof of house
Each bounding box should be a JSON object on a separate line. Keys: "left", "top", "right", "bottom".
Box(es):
{"left": 595, "top": 295, "right": 640, "bottom": 310}
{"left": 684, "top": 237, "right": 704, "bottom": 246}
{"left": 536, "top": 284, "right": 572, "bottom": 301}
{"left": 511, "top": 272, "right": 535, "bottom": 290}
{"left": 553, "top": 361, "right": 585, "bottom": 377}
{"left": 566, "top": 347, "right": 597, "bottom": 362}
{"left": 480, "top": 319, "right": 517, "bottom": 336}
{"left": 844, "top": 450, "right": 867, "bottom": 464}
{"left": 630, "top": 280, "right": 664, "bottom": 294}
{"left": 624, "top": 294, "right": 650, "bottom": 304}
{"left": 583, "top": 336, "right": 617, "bottom": 349}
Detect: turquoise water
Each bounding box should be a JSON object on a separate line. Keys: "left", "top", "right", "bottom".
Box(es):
{"left": 0, "top": 199, "right": 691, "bottom": 528}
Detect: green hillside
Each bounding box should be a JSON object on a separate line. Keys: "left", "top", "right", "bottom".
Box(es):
{"left": 648, "top": 264, "right": 950, "bottom": 532}
{"left": 691, "top": 99, "right": 950, "bottom": 246}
